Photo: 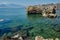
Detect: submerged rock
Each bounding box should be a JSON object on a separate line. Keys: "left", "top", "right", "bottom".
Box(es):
{"left": 0, "top": 27, "right": 11, "bottom": 37}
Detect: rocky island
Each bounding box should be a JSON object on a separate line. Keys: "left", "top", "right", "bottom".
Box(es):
{"left": 27, "top": 4, "right": 57, "bottom": 18}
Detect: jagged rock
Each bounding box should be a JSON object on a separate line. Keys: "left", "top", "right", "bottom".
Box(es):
{"left": 18, "top": 37, "right": 23, "bottom": 40}
{"left": 3, "top": 34, "right": 23, "bottom": 40}
{"left": 12, "top": 34, "right": 19, "bottom": 38}
{"left": 35, "top": 36, "right": 44, "bottom": 40}
{"left": 55, "top": 38, "right": 59, "bottom": 40}
{"left": 48, "top": 14, "right": 57, "bottom": 18}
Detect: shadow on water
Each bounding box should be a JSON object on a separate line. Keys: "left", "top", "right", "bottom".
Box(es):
{"left": 27, "top": 14, "right": 57, "bottom": 21}
{"left": 27, "top": 14, "right": 45, "bottom": 21}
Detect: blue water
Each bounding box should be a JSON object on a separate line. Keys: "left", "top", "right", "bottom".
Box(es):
{"left": 0, "top": 8, "right": 60, "bottom": 37}
{"left": 0, "top": 8, "right": 28, "bottom": 27}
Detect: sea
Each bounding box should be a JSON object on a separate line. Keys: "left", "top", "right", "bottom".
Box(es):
{"left": 0, "top": 8, "right": 60, "bottom": 38}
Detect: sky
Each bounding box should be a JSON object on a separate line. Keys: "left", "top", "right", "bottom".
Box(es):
{"left": 0, "top": 0, "right": 60, "bottom": 6}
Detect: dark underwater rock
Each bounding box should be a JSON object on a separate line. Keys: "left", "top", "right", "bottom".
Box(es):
{"left": 0, "top": 27, "right": 11, "bottom": 37}
{"left": 11, "top": 25, "right": 23, "bottom": 33}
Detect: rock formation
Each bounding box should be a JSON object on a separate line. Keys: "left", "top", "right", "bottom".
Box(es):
{"left": 35, "top": 36, "right": 60, "bottom": 40}
{"left": 27, "top": 4, "right": 57, "bottom": 18}
{"left": 35, "top": 36, "right": 43, "bottom": 40}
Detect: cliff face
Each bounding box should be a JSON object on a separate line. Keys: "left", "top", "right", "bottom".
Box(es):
{"left": 27, "top": 5, "right": 42, "bottom": 14}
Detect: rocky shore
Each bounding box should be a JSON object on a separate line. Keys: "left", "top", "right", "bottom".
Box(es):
{"left": 0, "top": 35, "right": 60, "bottom": 40}
{"left": 35, "top": 36, "right": 60, "bottom": 40}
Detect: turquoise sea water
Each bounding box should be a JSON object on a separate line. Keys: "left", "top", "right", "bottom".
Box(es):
{"left": 0, "top": 8, "right": 60, "bottom": 38}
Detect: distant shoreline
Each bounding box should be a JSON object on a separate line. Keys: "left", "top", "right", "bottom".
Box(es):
{"left": 0, "top": 3, "right": 60, "bottom": 9}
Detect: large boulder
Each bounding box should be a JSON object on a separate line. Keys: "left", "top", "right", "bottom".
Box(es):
{"left": 48, "top": 14, "right": 57, "bottom": 18}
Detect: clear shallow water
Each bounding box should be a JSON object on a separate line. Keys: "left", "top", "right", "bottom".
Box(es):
{"left": 0, "top": 8, "right": 60, "bottom": 38}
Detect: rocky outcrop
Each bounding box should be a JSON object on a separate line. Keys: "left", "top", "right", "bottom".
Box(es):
{"left": 35, "top": 36, "right": 60, "bottom": 40}
{"left": 3, "top": 34, "right": 23, "bottom": 40}
{"left": 27, "top": 4, "right": 57, "bottom": 18}
{"left": 35, "top": 36, "right": 43, "bottom": 40}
